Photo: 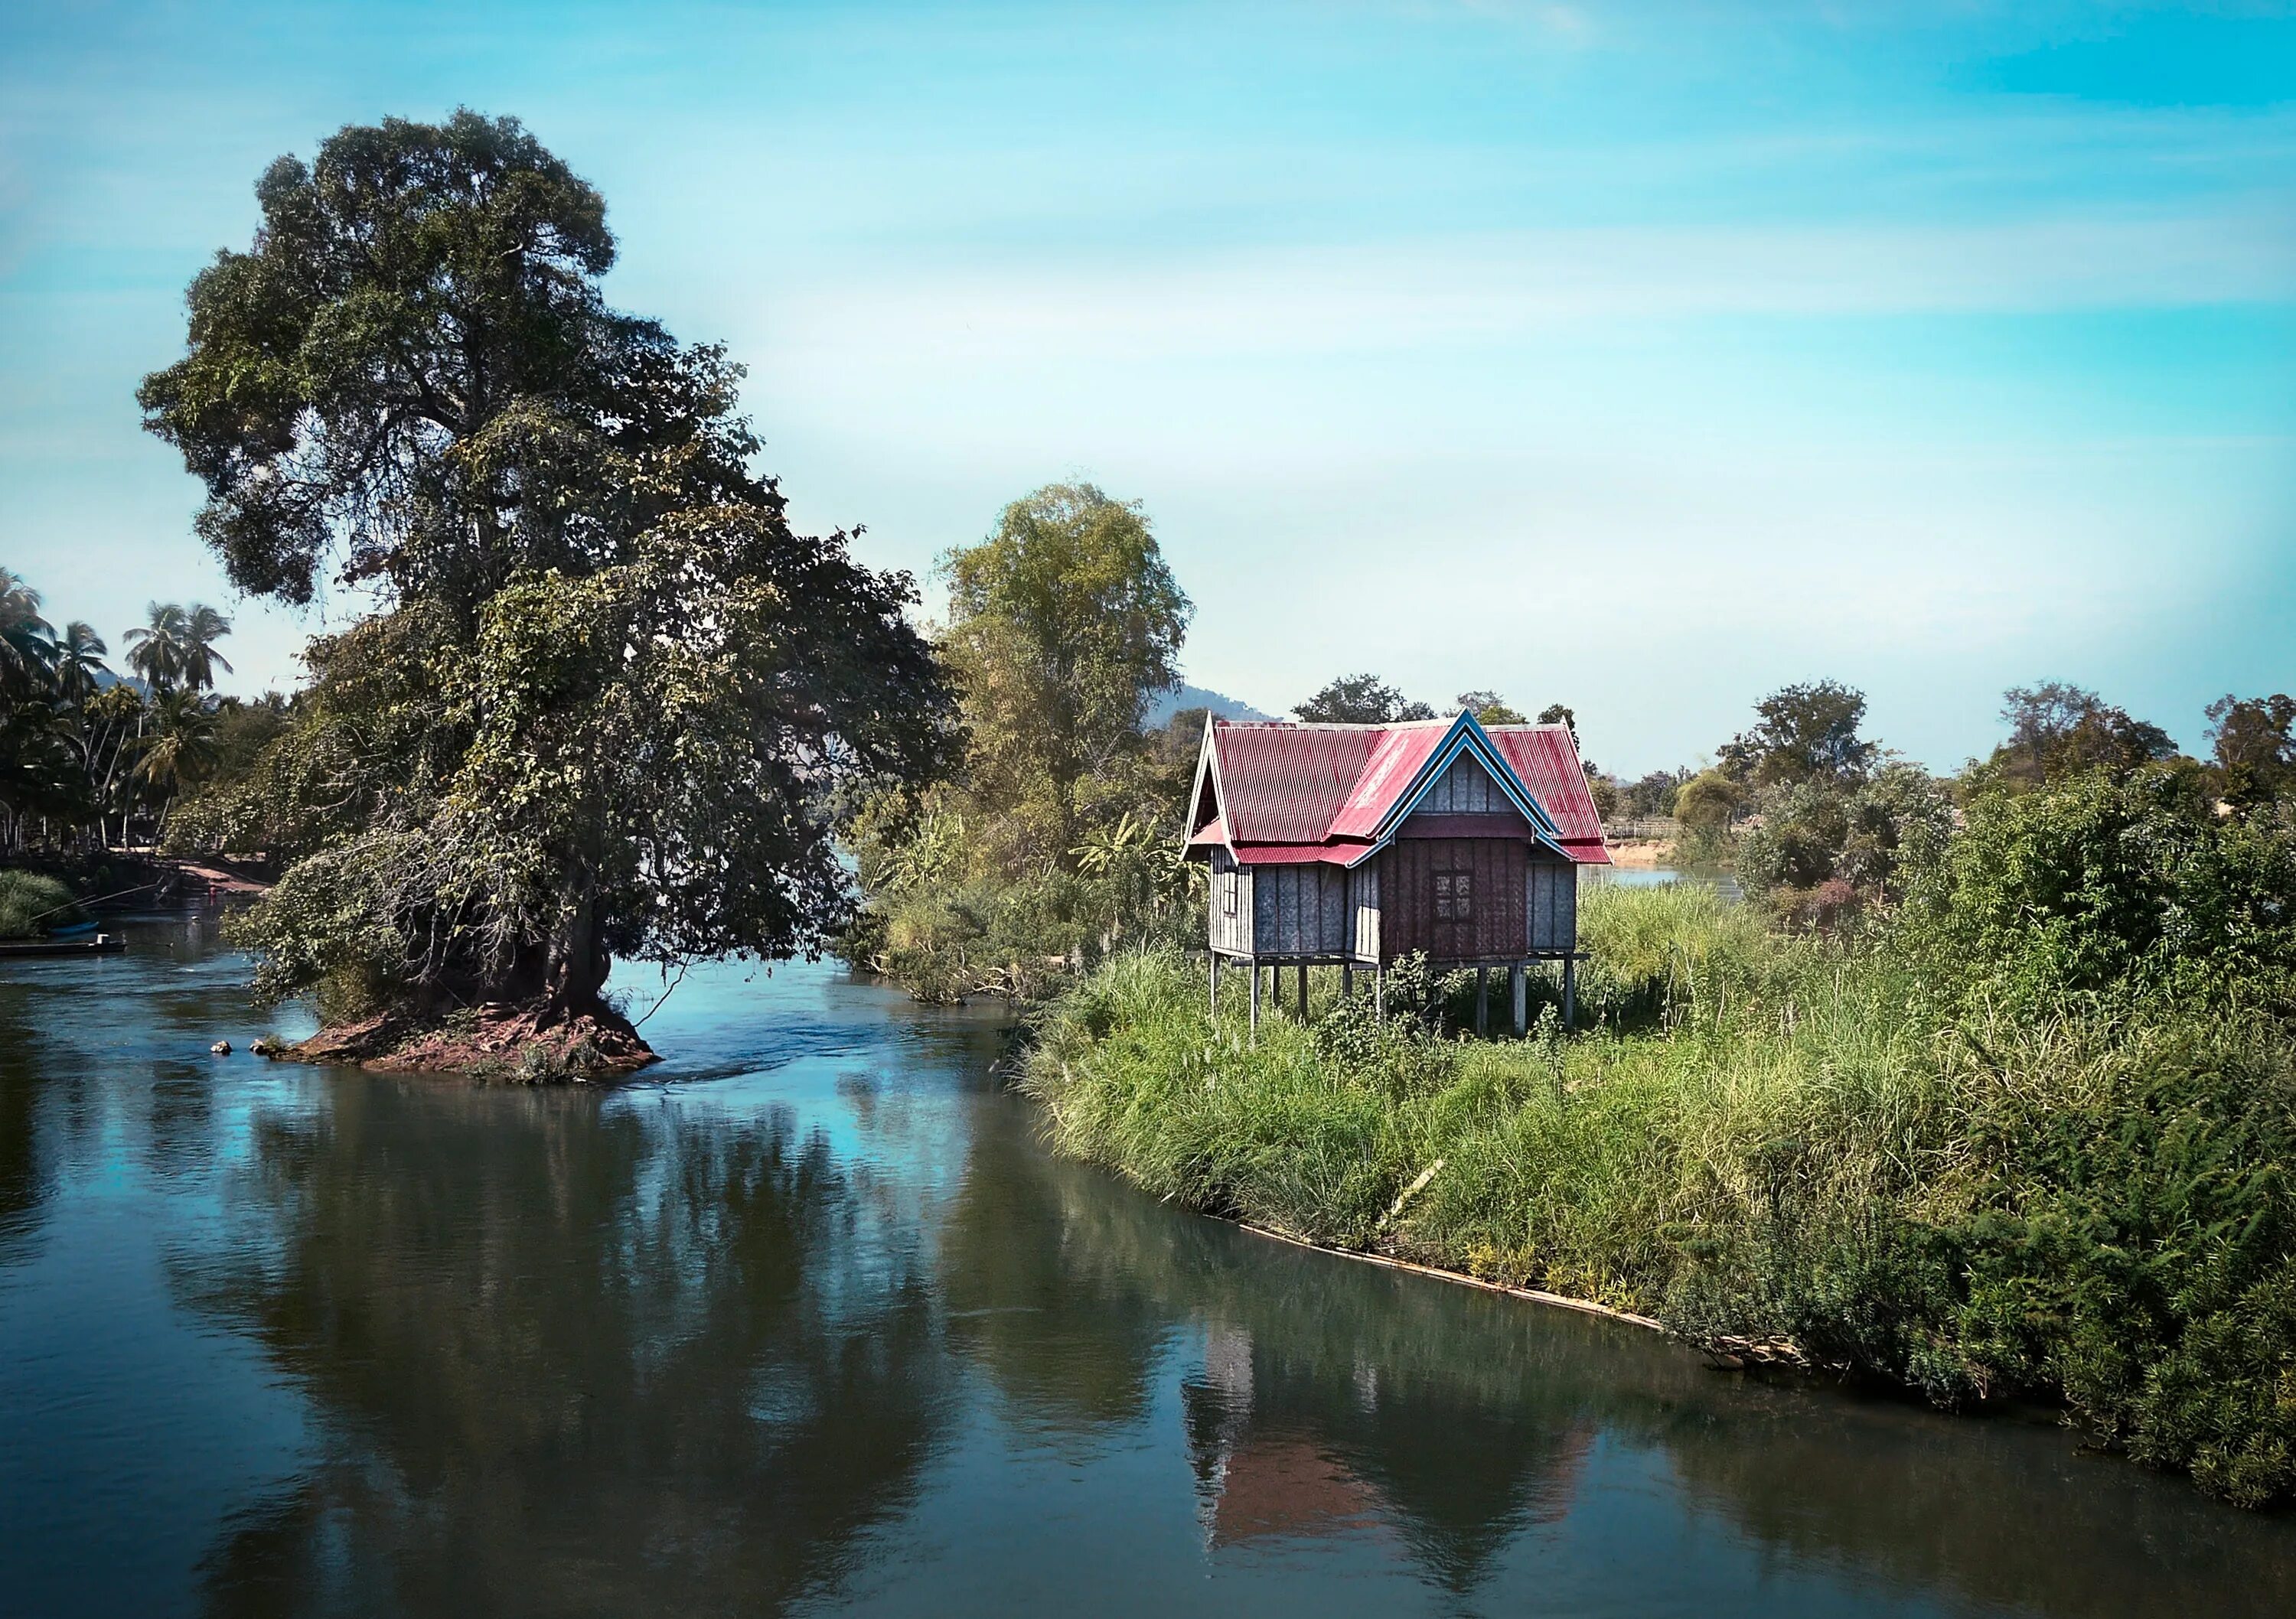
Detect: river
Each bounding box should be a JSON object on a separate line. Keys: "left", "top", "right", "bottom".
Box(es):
{"left": 3, "top": 912, "right": 2292, "bottom": 1617}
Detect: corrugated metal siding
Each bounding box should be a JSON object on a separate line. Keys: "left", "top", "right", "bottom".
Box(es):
{"left": 1251, "top": 863, "right": 1350, "bottom": 956}
{"left": 1526, "top": 858, "right": 1577, "bottom": 953}
{"left": 1378, "top": 839, "right": 1528, "bottom": 963}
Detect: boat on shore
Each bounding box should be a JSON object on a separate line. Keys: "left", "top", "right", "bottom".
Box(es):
{"left": 0, "top": 932, "right": 127, "bottom": 958}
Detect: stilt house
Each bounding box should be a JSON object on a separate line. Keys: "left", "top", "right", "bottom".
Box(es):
{"left": 1185, "top": 712, "right": 1611, "bottom": 1033}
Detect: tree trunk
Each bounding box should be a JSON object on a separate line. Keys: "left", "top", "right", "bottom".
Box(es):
{"left": 542, "top": 879, "right": 610, "bottom": 1019}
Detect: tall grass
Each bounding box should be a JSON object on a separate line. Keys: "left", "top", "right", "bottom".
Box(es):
{"left": 1023, "top": 882, "right": 2296, "bottom": 1507}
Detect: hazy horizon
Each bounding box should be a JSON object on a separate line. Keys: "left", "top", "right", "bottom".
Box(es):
{"left": 5, "top": 2, "right": 2291, "bottom": 775}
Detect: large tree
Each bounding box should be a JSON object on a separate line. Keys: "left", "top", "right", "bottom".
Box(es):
{"left": 2205, "top": 692, "right": 2295, "bottom": 808}
{"left": 1720, "top": 680, "right": 1878, "bottom": 787}
{"left": 141, "top": 113, "right": 955, "bottom": 1041}
{"left": 1982, "top": 681, "right": 2178, "bottom": 791}
{"left": 937, "top": 483, "right": 1190, "bottom": 869}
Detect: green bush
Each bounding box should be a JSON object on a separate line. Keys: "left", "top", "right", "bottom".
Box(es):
{"left": 0, "top": 869, "right": 80, "bottom": 938}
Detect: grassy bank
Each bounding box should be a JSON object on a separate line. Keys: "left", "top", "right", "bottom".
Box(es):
{"left": 1025, "top": 871, "right": 2296, "bottom": 1507}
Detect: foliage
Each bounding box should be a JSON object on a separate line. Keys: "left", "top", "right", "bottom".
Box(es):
{"left": 1735, "top": 760, "right": 1955, "bottom": 924}
{"left": 1719, "top": 679, "right": 1877, "bottom": 787}
{"left": 845, "top": 484, "right": 1195, "bottom": 1001}
{"left": 1967, "top": 681, "right": 2181, "bottom": 796}
{"left": 1293, "top": 673, "right": 1434, "bottom": 724}
{"left": 1673, "top": 768, "right": 1743, "bottom": 834}
{"left": 2207, "top": 692, "right": 2296, "bottom": 808}
{"left": 0, "top": 567, "right": 247, "bottom": 852}
{"left": 141, "top": 112, "right": 956, "bottom": 1023}
{"left": 935, "top": 483, "right": 1191, "bottom": 870}
{"left": 1896, "top": 764, "right": 2296, "bottom": 1023}
{"left": 1453, "top": 690, "right": 1525, "bottom": 725}
{"left": 0, "top": 868, "right": 80, "bottom": 938}
{"left": 1026, "top": 829, "right": 2296, "bottom": 1506}
{"left": 123, "top": 601, "right": 233, "bottom": 692}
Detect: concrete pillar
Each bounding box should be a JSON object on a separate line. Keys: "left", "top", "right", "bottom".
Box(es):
{"left": 1373, "top": 959, "right": 1384, "bottom": 1021}
{"left": 1475, "top": 966, "right": 1489, "bottom": 1035}
{"left": 1209, "top": 953, "right": 1218, "bottom": 1018}
{"left": 1511, "top": 963, "right": 1527, "bottom": 1037}
{"left": 1564, "top": 955, "right": 1577, "bottom": 1029}
{"left": 1342, "top": 964, "right": 1353, "bottom": 1000}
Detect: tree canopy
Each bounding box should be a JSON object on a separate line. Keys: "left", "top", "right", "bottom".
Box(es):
{"left": 143, "top": 113, "right": 956, "bottom": 1033}
{"left": 1452, "top": 690, "right": 1526, "bottom": 725}
{"left": 1979, "top": 681, "right": 2180, "bottom": 791}
{"left": 936, "top": 483, "right": 1191, "bottom": 868}
{"left": 1720, "top": 680, "right": 1878, "bottom": 787}
{"left": 2206, "top": 692, "right": 2295, "bottom": 807}
{"left": 1293, "top": 674, "right": 1434, "bottom": 724}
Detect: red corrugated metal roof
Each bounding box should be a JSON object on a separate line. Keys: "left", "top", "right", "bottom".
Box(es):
{"left": 1202, "top": 716, "right": 1611, "bottom": 865}
{"left": 1208, "top": 723, "right": 1385, "bottom": 844}
{"left": 1487, "top": 726, "right": 1611, "bottom": 861}
{"left": 1326, "top": 723, "right": 1448, "bottom": 839}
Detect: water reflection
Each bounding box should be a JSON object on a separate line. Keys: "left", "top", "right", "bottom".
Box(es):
{"left": 174, "top": 1080, "right": 952, "bottom": 1616}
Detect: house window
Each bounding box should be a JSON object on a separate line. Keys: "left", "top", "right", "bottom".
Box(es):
{"left": 1221, "top": 868, "right": 1239, "bottom": 917}
{"left": 1433, "top": 869, "right": 1473, "bottom": 922}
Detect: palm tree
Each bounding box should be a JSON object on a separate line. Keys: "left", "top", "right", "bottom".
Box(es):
{"left": 179, "top": 603, "right": 234, "bottom": 692}
{"left": 0, "top": 568, "right": 57, "bottom": 695}
{"left": 123, "top": 601, "right": 190, "bottom": 689}
{"left": 127, "top": 600, "right": 233, "bottom": 692}
{"left": 52, "top": 621, "right": 109, "bottom": 704}
{"left": 132, "top": 686, "right": 219, "bottom": 833}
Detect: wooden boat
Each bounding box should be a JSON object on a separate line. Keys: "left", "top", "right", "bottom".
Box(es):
{"left": 0, "top": 933, "right": 128, "bottom": 958}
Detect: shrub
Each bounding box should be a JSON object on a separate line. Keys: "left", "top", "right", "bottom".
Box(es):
{"left": 0, "top": 868, "right": 80, "bottom": 938}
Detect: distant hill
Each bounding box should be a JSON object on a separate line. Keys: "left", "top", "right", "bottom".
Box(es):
{"left": 1147, "top": 682, "right": 1276, "bottom": 727}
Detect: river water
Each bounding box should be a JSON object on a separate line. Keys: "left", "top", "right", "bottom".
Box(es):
{"left": 4, "top": 913, "right": 2293, "bottom": 1617}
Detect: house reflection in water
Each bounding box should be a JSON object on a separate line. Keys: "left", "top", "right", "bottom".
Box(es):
{"left": 1182, "top": 1320, "right": 1593, "bottom": 1582}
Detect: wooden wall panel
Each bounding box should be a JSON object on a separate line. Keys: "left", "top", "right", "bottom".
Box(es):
{"left": 1420, "top": 752, "right": 1505, "bottom": 815}
{"left": 1209, "top": 847, "right": 1255, "bottom": 956}
{"left": 1378, "top": 839, "right": 1527, "bottom": 963}
{"left": 1349, "top": 862, "right": 1379, "bottom": 961}
{"left": 1249, "top": 865, "right": 1349, "bottom": 956}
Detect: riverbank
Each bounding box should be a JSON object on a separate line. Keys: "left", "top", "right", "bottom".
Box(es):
{"left": 1022, "top": 878, "right": 2296, "bottom": 1508}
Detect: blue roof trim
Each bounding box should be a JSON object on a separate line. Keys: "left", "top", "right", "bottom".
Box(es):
{"left": 1371, "top": 713, "right": 1570, "bottom": 856}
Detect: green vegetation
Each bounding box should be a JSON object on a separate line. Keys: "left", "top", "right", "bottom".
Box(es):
{"left": 1025, "top": 767, "right": 2296, "bottom": 1507}
{"left": 840, "top": 483, "right": 1199, "bottom": 1002}
{"left": 131, "top": 113, "right": 954, "bottom": 1045}
{"left": 0, "top": 869, "right": 80, "bottom": 938}
{"left": 2, "top": 567, "right": 246, "bottom": 852}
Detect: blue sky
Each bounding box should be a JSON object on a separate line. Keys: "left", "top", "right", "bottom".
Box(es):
{"left": 2, "top": 1, "right": 2291, "bottom": 774}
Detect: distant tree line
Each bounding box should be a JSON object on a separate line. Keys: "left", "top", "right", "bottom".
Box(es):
{"left": 0, "top": 572, "right": 279, "bottom": 852}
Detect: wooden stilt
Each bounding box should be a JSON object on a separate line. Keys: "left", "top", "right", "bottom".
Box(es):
{"left": 1564, "top": 955, "right": 1577, "bottom": 1029}
{"left": 1209, "top": 953, "right": 1218, "bottom": 1018}
{"left": 1296, "top": 963, "right": 1309, "bottom": 1021}
{"left": 1476, "top": 965, "right": 1489, "bottom": 1035}
{"left": 1512, "top": 963, "right": 1527, "bottom": 1036}
{"left": 1342, "top": 964, "right": 1353, "bottom": 1000}
{"left": 1374, "top": 959, "right": 1384, "bottom": 1019}
{"left": 1249, "top": 960, "right": 1260, "bottom": 1038}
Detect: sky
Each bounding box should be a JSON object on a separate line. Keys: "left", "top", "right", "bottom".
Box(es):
{"left": 2, "top": 1, "right": 2291, "bottom": 775}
